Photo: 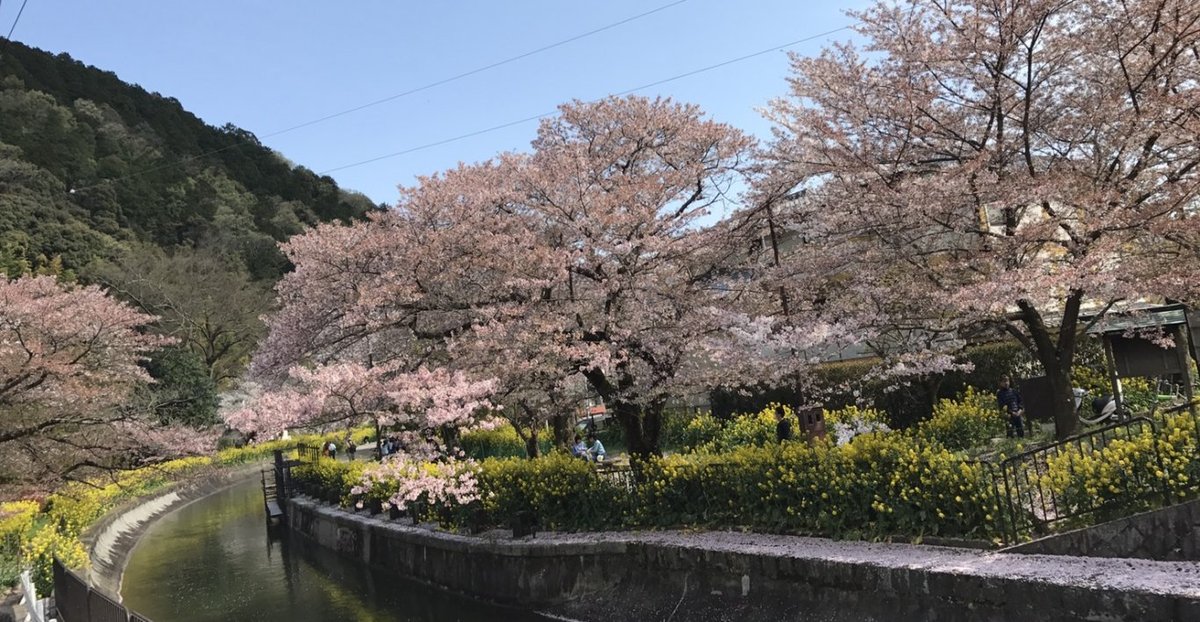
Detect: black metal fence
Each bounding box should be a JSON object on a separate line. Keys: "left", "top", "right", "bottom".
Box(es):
{"left": 997, "top": 416, "right": 1175, "bottom": 543}
{"left": 53, "top": 558, "right": 155, "bottom": 622}
{"left": 295, "top": 443, "right": 323, "bottom": 463}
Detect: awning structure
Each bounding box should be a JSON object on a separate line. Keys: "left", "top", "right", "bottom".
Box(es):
{"left": 1078, "top": 303, "right": 1197, "bottom": 412}
{"left": 1084, "top": 303, "right": 1188, "bottom": 336}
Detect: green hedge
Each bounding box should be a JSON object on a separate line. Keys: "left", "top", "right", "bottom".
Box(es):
{"left": 916, "top": 387, "right": 1005, "bottom": 452}
{"left": 712, "top": 340, "right": 1035, "bottom": 429}
{"left": 303, "top": 430, "right": 1003, "bottom": 541}
{"left": 459, "top": 426, "right": 552, "bottom": 460}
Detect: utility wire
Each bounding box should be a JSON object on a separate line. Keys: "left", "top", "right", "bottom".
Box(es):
{"left": 262, "top": 0, "right": 691, "bottom": 139}
{"left": 6, "top": 0, "right": 28, "bottom": 39}
{"left": 319, "top": 26, "right": 851, "bottom": 175}
{"left": 68, "top": 0, "right": 689, "bottom": 194}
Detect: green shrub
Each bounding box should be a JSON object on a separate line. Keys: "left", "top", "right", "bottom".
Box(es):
{"left": 918, "top": 388, "right": 1005, "bottom": 451}
{"left": 476, "top": 453, "right": 628, "bottom": 530}
{"left": 679, "top": 412, "right": 722, "bottom": 453}
{"left": 660, "top": 407, "right": 703, "bottom": 452}
{"left": 1120, "top": 377, "right": 1160, "bottom": 415}
{"left": 291, "top": 458, "right": 366, "bottom": 506}
{"left": 460, "top": 426, "right": 551, "bottom": 459}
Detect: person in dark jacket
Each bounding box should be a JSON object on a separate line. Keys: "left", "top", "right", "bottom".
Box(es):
{"left": 997, "top": 375, "right": 1025, "bottom": 438}
{"left": 775, "top": 405, "right": 793, "bottom": 442}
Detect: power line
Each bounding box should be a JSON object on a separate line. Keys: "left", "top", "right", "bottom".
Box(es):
{"left": 6, "top": 0, "right": 28, "bottom": 39}
{"left": 68, "top": 0, "right": 690, "bottom": 194}
{"left": 319, "top": 26, "right": 851, "bottom": 175}
{"left": 261, "top": 0, "right": 691, "bottom": 139}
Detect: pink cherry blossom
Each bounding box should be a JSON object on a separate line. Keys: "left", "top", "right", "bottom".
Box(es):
{"left": 757, "top": 0, "right": 1200, "bottom": 438}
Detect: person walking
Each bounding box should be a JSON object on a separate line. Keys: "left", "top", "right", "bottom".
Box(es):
{"left": 997, "top": 375, "right": 1025, "bottom": 438}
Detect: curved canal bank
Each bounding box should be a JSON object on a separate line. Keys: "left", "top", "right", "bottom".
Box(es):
{"left": 83, "top": 462, "right": 267, "bottom": 597}
{"left": 288, "top": 494, "right": 1200, "bottom": 621}
{"left": 120, "top": 476, "right": 550, "bottom": 621}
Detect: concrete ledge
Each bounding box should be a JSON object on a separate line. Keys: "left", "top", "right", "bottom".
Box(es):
{"left": 288, "top": 496, "right": 1200, "bottom": 621}
{"left": 1004, "top": 497, "right": 1200, "bottom": 561}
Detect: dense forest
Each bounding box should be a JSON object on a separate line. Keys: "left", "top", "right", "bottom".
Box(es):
{"left": 0, "top": 39, "right": 380, "bottom": 427}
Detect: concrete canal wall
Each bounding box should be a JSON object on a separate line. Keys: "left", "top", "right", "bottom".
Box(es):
{"left": 85, "top": 464, "right": 266, "bottom": 598}
{"left": 1004, "top": 497, "right": 1200, "bottom": 562}
{"left": 287, "top": 495, "right": 1200, "bottom": 621}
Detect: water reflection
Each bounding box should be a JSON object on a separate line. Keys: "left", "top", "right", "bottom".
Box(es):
{"left": 122, "top": 477, "right": 549, "bottom": 622}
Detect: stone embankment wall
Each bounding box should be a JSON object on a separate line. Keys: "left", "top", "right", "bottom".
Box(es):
{"left": 85, "top": 464, "right": 265, "bottom": 597}
{"left": 287, "top": 496, "right": 1200, "bottom": 622}
{"left": 1004, "top": 497, "right": 1200, "bottom": 561}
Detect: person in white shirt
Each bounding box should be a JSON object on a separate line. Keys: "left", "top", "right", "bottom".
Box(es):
{"left": 587, "top": 434, "right": 606, "bottom": 462}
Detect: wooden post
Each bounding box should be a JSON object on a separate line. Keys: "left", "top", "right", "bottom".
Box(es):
{"left": 1173, "top": 324, "right": 1196, "bottom": 416}
{"left": 1101, "top": 335, "right": 1123, "bottom": 413}
{"left": 797, "top": 406, "right": 827, "bottom": 443}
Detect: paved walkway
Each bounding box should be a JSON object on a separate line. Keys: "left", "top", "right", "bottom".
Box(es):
{"left": 468, "top": 527, "right": 1200, "bottom": 598}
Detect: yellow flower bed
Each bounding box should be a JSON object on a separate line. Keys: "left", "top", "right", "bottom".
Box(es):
{"left": 5, "top": 429, "right": 354, "bottom": 593}
{"left": 1039, "top": 413, "right": 1199, "bottom": 526}
{"left": 918, "top": 387, "right": 1005, "bottom": 451}
{"left": 302, "top": 429, "right": 1002, "bottom": 540}
{"left": 637, "top": 432, "right": 999, "bottom": 539}
{"left": 823, "top": 404, "right": 888, "bottom": 428}
{"left": 477, "top": 452, "right": 625, "bottom": 530}
{"left": 19, "top": 523, "right": 88, "bottom": 594}
{"left": 683, "top": 403, "right": 801, "bottom": 454}
{"left": 0, "top": 501, "right": 39, "bottom": 554}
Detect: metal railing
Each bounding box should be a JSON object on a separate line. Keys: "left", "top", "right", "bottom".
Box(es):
{"left": 294, "top": 443, "right": 323, "bottom": 464}
{"left": 52, "top": 558, "right": 155, "bottom": 622}
{"left": 19, "top": 570, "right": 47, "bottom": 622}
{"left": 997, "top": 416, "right": 1171, "bottom": 543}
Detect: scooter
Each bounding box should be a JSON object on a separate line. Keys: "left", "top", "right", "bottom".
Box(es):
{"left": 1074, "top": 388, "right": 1120, "bottom": 425}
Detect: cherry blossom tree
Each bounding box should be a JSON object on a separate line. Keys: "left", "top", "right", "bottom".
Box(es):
{"left": 519, "top": 97, "right": 754, "bottom": 457}
{"left": 225, "top": 361, "right": 498, "bottom": 455}
{"left": 0, "top": 275, "right": 209, "bottom": 486}
{"left": 759, "top": 0, "right": 1200, "bottom": 438}
{"left": 249, "top": 96, "right": 754, "bottom": 457}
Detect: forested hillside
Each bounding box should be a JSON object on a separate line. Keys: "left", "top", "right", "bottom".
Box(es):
{"left": 0, "top": 40, "right": 380, "bottom": 427}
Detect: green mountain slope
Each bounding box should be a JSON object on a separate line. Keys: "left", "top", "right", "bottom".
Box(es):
{"left": 0, "top": 40, "right": 382, "bottom": 424}
{"left": 0, "top": 38, "right": 378, "bottom": 279}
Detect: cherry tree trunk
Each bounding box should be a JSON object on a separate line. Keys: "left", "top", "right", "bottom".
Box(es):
{"left": 549, "top": 414, "right": 571, "bottom": 452}
{"left": 524, "top": 427, "right": 541, "bottom": 459}
{"left": 611, "top": 400, "right": 663, "bottom": 459}
{"left": 1042, "top": 363, "right": 1079, "bottom": 441}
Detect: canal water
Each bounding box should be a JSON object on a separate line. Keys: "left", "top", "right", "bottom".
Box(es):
{"left": 122, "top": 476, "right": 551, "bottom": 622}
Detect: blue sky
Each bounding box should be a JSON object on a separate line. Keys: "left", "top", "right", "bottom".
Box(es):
{"left": 4, "top": 1, "right": 864, "bottom": 207}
